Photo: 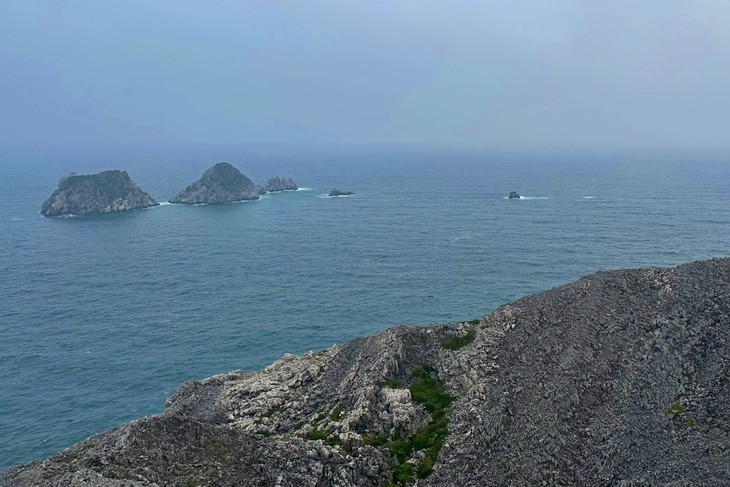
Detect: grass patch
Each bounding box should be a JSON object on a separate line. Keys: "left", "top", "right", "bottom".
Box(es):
{"left": 383, "top": 379, "right": 403, "bottom": 389}
{"left": 330, "top": 405, "right": 345, "bottom": 422}
{"left": 363, "top": 434, "right": 389, "bottom": 447}
{"left": 292, "top": 422, "right": 304, "bottom": 431}
{"left": 468, "top": 319, "right": 480, "bottom": 325}
{"left": 441, "top": 330, "right": 476, "bottom": 351}
{"left": 683, "top": 417, "right": 696, "bottom": 428}
{"left": 386, "top": 366, "right": 455, "bottom": 484}
{"left": 667, "top": 402, "right": 686, "bottom": 417}
{"left": 306, "top": 427, "right": 330, "bottom": 441}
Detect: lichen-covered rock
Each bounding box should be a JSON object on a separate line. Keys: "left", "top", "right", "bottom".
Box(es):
{"left": 170, "top": 162, "right": 259, "bottom": 204}
{"left": 2, "top": 258, "right": 729, "bottom": 486}
{"left": 40, "top": 170, "right": 158, "bottom": 216}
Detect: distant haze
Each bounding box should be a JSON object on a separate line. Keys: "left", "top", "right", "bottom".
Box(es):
{"left": 1, "top": 1, "right": 729, "bottom": 151}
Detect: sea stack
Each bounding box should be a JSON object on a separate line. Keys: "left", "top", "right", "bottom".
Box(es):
{"left": 40, "top": 170, "right": 158, "bottom": 217}
{"left": 170, "top": 162, "right": 259, "bottom": 204}
{"left": 508, "top": 191, "right": 521, "bottom": 199}
{"left": 257, "top": 176, "right": 298, "bottom": 194}
{"left": 329, "top": 188, "right": 354, "bottom": 196}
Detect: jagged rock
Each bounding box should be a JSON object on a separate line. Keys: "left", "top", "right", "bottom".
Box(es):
{"left": 329, "top": 188, "right": 354, "bottom": 197}
{"left": 508, "top": 191, "right": 521, "bottom": 199}
{"left": 257, "top": 176, "right": 298, "bottom": 194}
{"left": 170, "top": 162, "right": 259, "bottom": 204}
{"left": 2, "top": 258, "right": 729, "bottom": 486}
{"left": 40, "top": 170, "right": 158, "bottom": 217}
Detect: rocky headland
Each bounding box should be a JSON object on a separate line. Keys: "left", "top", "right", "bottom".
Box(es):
{"left": 330, "top": 188, "right": 354, "bottom": 196}
{"left": 258, "top": 176, "right": 298, "bottom": 194}
{"left": 2, "top": 258, "right": 728, "bottom": 486}
{"left": 170, "top": 162, "right": 260, "bottom": 204}
{"left": 40, "top": 170, "right": 158, "bottom": 217}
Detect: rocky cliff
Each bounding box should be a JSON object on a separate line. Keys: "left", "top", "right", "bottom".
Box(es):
{"left": 170, "top": 162, "right": 259, "bottom": 204}
{"left": 2, "top": 258, "right": 728, "bottom": 486}
{"left": 258, "top": 176, "right": 298, "bottom": 194}
{"left": 40, "top": 170, "right": 158, "bottom": 217}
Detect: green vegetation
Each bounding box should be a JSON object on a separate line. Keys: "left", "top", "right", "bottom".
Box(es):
{"left": 363, "top": 434, "right": 389, "bottom": 447}
{"left": 376, "top": 366, "right": 456, "bottom": 485}
{"left": 683, "top": 417, "right": 696, "bottom": 428}
{"left": 468, "top": 319, "right": 480, "bottom": 325}
{"left": 383, "top": 378, "right": 403, "bottom": 389}
{"left": 306, "top": 427, "right": 330, "bottom": 441}
{"left": 293, "top": 422, "right": 304, "bottom": 431}
{"left": 262, "top": 406, "right": 280, "bottom": 418}
{"left": 441, "top": 329, "right": 477, "bottom": 351}
{"left": 667, "top": 402, "right": 686, "bottom": 417}
{"left": 330, "top": 404, "right": 345, "bottom": 422}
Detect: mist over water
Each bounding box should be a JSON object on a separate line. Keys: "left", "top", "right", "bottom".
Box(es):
{"left": 1, "top": 148, "right": 729, "bottom": 470}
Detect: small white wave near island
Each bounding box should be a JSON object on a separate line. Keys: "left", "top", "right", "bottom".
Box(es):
{"left": 504, "top": 195, "right": 549, "bottom": 200}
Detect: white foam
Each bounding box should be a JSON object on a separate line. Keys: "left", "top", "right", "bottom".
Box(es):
{"left": 581, "top": 196, "right": 596, "bottom": 199}
{"left": 504, "top": 196, "right": 549, "bottom": 200}
{"left": 296, "top": 188, "right": 313, "bottom": 191}
{"left": 158, "top": 201, "right": 171, "bottom": 206}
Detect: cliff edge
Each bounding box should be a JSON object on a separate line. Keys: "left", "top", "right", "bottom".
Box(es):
{"left": 2, "top": 258, "right": 728, "bottom": 486}
{"left": 41, "top": 170, "right": 158, "bottom": 217}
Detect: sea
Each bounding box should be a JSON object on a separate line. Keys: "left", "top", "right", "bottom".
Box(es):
{"left": 1, "top": 147, "right": 728, "bottom": 471}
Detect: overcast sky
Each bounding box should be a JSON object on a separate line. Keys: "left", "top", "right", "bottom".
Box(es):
{"left": 1, "top": 1, "right": 729, "bottom": 151}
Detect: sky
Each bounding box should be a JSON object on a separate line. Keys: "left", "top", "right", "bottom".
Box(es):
{"left": 1, "top": 0, "right": 729, "bottom": 151}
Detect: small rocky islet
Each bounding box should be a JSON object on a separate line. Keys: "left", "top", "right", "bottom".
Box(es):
{"left": 329, "top": 188, "right": 354, "bottom": 197}
{"left": 2, "top": 257, "right": 728, "bottom": 486}
{"left": 169, "top": 162, "right": 260, "bottom": 204}
{"left": 40, "top": 170, "right": 159, "bottom": 217}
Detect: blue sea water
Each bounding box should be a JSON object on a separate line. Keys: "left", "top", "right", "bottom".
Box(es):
{"left": 0, "top": 147, "right": 728, "bottom": 471}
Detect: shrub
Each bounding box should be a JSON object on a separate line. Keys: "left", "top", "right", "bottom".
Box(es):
{"left": 442, "top": 330, "right": 476, "bottom": 351}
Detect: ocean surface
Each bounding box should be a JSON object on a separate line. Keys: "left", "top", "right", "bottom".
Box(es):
{"left": 1, "top": 147, "right": 728, "bottom": 471}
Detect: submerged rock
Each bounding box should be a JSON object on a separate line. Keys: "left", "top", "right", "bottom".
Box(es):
{"left": 40, "top": 170, "right": 158, "bottom": 217}
{"left": 329, "top": 188, "right": 354, "bottom": 197}
{"left": 508, "top": 191, "right": 521, "bottom": 199}
{"left": 3, "top": 258, "right": 729, "bottom": 486}
{"left": 170, "top": 162, "right": 259, "bottom": 204}
{"left": 257, "top": 176, "right": 298, "bottom": 194}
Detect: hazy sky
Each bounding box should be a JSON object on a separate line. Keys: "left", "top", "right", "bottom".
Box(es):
{"left": 2, "top": 1, "right": 729, "bottom": 151}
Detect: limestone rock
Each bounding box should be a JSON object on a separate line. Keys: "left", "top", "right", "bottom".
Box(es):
{"left": 3, "top": 258, "right": 729, "bottom": 486}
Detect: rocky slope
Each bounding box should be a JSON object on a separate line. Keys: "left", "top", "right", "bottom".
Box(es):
{"left": 170, "top": 162, "right": 259, "bottom": 204}
{"left": 2, "top": 258, "right": 728, "bottom": 486}
{"left": 41, "top": 170, "right": 158, "bottom": 216}
{"left": 258, "top": 176, "right": 298, "bottom": 194}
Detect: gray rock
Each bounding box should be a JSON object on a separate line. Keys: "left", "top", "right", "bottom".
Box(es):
{"left": 170, "top": 162, "right": 259, "bottom": 204}
{"left": 40, "top": 170, "right": 158, "bottom": 217}
{"left": 257, "top": 176, "right": 298, "bottom": 194}
{"left": 508, "top": 191, "right": 520, "bottom": 199}
{"left": 3, "top": 258, "right": 729, "bottom": 486}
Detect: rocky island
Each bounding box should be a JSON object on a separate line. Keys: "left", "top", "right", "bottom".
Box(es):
{"left": 329, "top": 188, "right": 354, "bottom": 196}
{"left": 257, "top": 176, "right": 298, "bottom": 194}
{"left": 40, "top": 170, "right": 158, "bottom": 217}
{"left": 2, "top": 258, "right": 728, "bottom": 486}
{"left": 170, "top": 162, "right": 260, "bottom": 204}
{"left": 508, "top": 191, "right": 521, "bottom": 199}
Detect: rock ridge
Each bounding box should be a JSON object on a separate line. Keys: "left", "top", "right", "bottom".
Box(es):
{"left": 2, "top": 258, "right": 728, "bottom": 486}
